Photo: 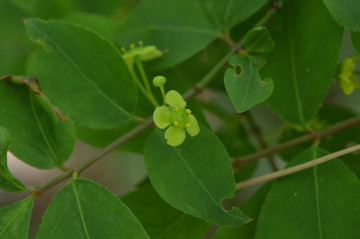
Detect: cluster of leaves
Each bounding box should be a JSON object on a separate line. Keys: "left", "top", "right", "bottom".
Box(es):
{"left": 1, "top": 0, "right": 360, "bottom": 238}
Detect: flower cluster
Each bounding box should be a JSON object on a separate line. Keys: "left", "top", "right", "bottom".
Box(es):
{"left": 337, "top": 56, "right": 359, "bottom": 95}
{"left": 121, "top": 41, "right": 163, "bottom": 69}
{"left": 153, "top": 86, "right": 200, "bottom": 146}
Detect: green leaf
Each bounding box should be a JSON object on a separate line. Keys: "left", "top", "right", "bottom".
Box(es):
{"left": 0, "top": 81, "right": 75, "bottom": 169}
{"left": 117, "top": 0, "right": 220, "bottom": 69}
{"left": 224, "top": 54, "right": 273, "bottom": 113}
{"left": 214, "top": 183, "right": 272, "bottom": 239}
{"left": 37, "top": 178, "right": 149, "bottom": 239}
{"left": 262, "top": 0, "right": 343, "bottom": 125}
{"left": 25, "top": 18, "right": 137, "bottom": 129}
{"left": 323, "top": 0, "right": 360, "bottom": 31}
{"left": 256, "top": 147, "right": 360, "bottom": 239}
{"left": 122, "top": 185, "right": 210, "bottom": 239}
{"left": 144, "top": 125, "right": 250, "bottom": 226}
{"left": 351, "top": 31, "right": 360, "bottom": 55}
{"left": 201, "top": 0, "right": 268, "bottom": 31}
{"left": 244, "top": 27, "right": 274, "bottom": 53}
{"left": 0, "top": 127, "right": 26, "bottom": 192}
{"left": 0, "top": 197, "right": 34, "bottom": 239}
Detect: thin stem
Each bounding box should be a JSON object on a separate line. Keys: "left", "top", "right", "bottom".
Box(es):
{"left": 236, "top": 144, "right": 360, "bottom": 190}
{"left": 159, "top": 85, "right": 166, "bottom": 105}
{"left": 130, "top": 70, "right": 158, "bottom": 107}
{"left": 244, "top": 111, "right": 278, "bottom": 171}
{"left": 236, "top": 115, "right": 360, "bottom": 166}
{"left": 35, "top": 118, "right": 154, "bottom": 194}
{"left": 135, "top": 56, "right": 159, "bottom": 106}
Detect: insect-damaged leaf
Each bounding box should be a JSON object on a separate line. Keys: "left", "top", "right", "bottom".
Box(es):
{"left": 0, "top": 80, "right": 75, "bottom": 169}
{"left": 144, "top": 125, "right": 250, "bottom": 226}
{"left": 224, "top": 54, "right": 273, "bottom": 113}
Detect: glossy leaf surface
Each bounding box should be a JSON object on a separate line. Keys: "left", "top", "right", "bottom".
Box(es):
{"left": 0, "top": 197, "right": 33, "bottom": 239}
{"left": 323, "top": 0, "right": 360, "bottom": 31}
{"left": 37, "top": 178, "right": 149, "bottom": 239}
{"left": 201, "top": 0, "right": 268, "bottom": 31}
{"left": 0, "top": 127, "right": 26, "bottom": 192}
{"left": 224, "top": 54, "right": 273, "bottom": 113}
{"left": 0, "top": 81, "right": 75, "bottom": 169}
{"left": 117, "top": 0, "right": 220, "bottom": 69}
{"left": 122, "top": 185, "right": 209, "bottom": 239}
{"left": 263, "top": 0, "right": 343, "bottom": 125}
{"left": 144, "top": 125, "right": 250, "bottom": 226}
{"left": 257, "top": 147, "right": 360, "bottom": 239}
{"left": 26, "top": 18, "right": 137, "bottom": 129}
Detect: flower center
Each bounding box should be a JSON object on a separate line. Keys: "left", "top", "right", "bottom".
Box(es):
{"left": 169, "top": 107, "right": 188, "bottom": 128}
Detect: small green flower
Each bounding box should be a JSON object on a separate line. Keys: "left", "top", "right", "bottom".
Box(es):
{"left": 121, "top": 42, "right": 163, "bottom": 69}
{"left": 337, "top": 56, "right": 359, "bottom": 95}
{"left": 153, "top": 90, "right": 200, "bottom": 146}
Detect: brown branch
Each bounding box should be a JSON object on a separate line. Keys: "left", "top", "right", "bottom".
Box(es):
{"left": 236, "top": 115, "right": 360, "bottom": 166}
{"left": 236, "top": 144, "right": 360, "bottom": 189}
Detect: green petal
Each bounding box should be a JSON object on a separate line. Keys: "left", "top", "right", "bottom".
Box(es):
{"left": 165, "top": 126, "right": 186, "bottom": 146}
{"left": 153, "top": 106, "right": 171, "bottom": 129}
{"left": 350, "top": 75, "right": 359, "bottom": 88}
{"left": 165, "top": 90, "right": 186, "bottom": 108}
{"left": 139, "top": 46, "right": 163, "bottom": 61}
{"left": 339, "top": 75, "right": 355, "bottom": 95}
{"left": 186, "top": 114, "right": 200, "bottom": 137}
{"left": 341, "top": 56, "right": 357, "bottom": 76}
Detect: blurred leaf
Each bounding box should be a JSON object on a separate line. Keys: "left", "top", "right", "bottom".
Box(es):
{"left": 201, "top": 0, "right": 268, "bottom": 31}
{"left": 117, "top": 0, "right": 220, "bottom": 69}
{"left": 216, "top": 118, "right": 256, "bottom": 158}
{"left": 0, "top": 127, "right": 26, "bottom": 192}
{"left": 244, "top": 27, "right": 274, "bottom": 53}
{"left": 225, "top": 54, "right": 273, "bottom": 113}
{"left": 69, "top": 0, "right": 134, "bottom": 16}
{"left": 0, "top": 80, "right": 75, "bottom": 169}
{"left": 144, "top": 125, "right": 250, "bottom": 226}
{"left": 0, "top": 197, "right": 33, "bottom": 239}
{"left": 122, "top": 185, "right": 209, "bottom": 239}
{"left": 37, "top": 178, "right": 149, "bottom": 239}
{"left": 323, "top": 0, "right": 360, "bottom": 31}
{"left": 0, "top": 1, "right": 32, "bottom": 76}
{"left": 256, "top": 147, "right": 360, "bottom": 239}
{"left": 63, "top": 13, "right": 119, "bottom": 40}
{"left": 234, "top": 162, "right": 258, "bottom": 183}
{"left": 214, "top": 183, "right": 272, "bottom": 239}
{"left": 25, "top": 18, "right": 138, "bottom": 129}
{"left": 262, "top": 0, "right": 343, "bottom": 125}
{"left": 351, "top": 31, "right": 360, "bottom": 56}
{"left": 9, "top": 0, "right": 71, "bottom": 19}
